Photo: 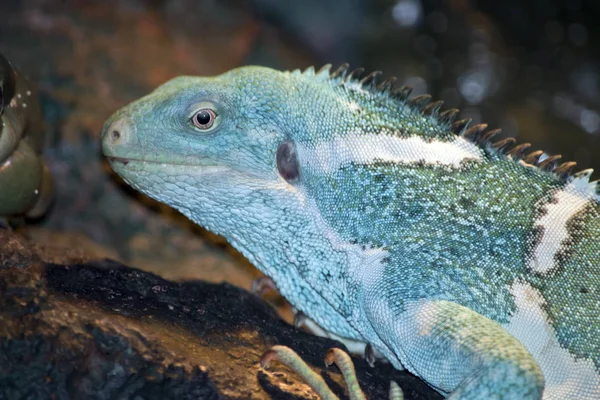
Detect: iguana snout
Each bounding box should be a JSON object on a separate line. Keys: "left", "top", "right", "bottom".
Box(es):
{"left": 101, "top": 114, "right": 136, "bottom": 166}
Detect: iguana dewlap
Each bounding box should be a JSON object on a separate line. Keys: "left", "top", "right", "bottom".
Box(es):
{"left": 101, "top": 64, "right": 600, "bottom": 399}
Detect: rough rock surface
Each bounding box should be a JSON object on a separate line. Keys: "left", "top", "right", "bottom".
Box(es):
{"left": 0, "top": 230, "right": 441, "bottom": 400}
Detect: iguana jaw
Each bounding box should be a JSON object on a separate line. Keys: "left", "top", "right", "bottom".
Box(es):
{"left": 105, "top": 155, "right": 229, "bottom": 176}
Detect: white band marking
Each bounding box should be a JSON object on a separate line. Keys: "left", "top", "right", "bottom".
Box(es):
{"left": 529, "top": 184, "right": 592, "bottom": 274}
{"left": 504, "top": 281, "right": 600, "bottom": 399}
{"left": 298, "top": 134, "right": 484, "bottom": 173}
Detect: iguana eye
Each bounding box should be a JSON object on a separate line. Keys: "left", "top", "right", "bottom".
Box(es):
{"left": 192, "top": 109, "right": 216, "bottom": 130}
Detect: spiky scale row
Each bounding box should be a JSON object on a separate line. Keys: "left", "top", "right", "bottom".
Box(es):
{"left": 572, "top": 169, "right": 600, "bottom": 195}
{"left": 422, "top": 100, "right": 444, "bottom": 116}
{"left": 306, "top": 63, "right": 594, "bottom": 184}
{"left": 554, "top": 161, "right": 578, "bottom": 176}
{"left": 523, "top": 151, "right": 545, "bottom": 165}
{"left": 408, "top": 94, "right": 433, "bottom": 109}
{"left": 493, "top": 138, "right": 516, "bottom": 152}
{"left": 463, "top": 123, "right": 488, "bottom": 141}
{"left": 574, "top": 169, "right": 593, "bottom": 180}
{"left": 330, "top": 63, "right": 350, "bottom": 79}
{"left": 316, "top": 64, "right": 332, "bottom": 76}
{"left": 539, "top": 154, "right": 563, "bottom": 171}
{"left": 376, "top": 77, "right": 397, "bottom": 93}
{"left": 439, "top": 108, "right": 460, "bottom": 124}
{"left": 392, "top": 86, "right": 413, "bottom": 101}
{"left": 451, "top": 119, "right": 472, "bottom": 134}
{"left": 360, "top": 71, "right": 382, "bottom": 88}
{"left": 507, "top": 143, "right": 532, "bottom": 158}
{"left": 478, "top": 128, "right": 502, "bottom": 144}
{"left": 343, "top": 68, "right": 365, "bottom": 84}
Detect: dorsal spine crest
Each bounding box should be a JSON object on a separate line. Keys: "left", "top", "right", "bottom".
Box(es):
{"left": 295, "top": 63, "right": 594, "bottom": 186}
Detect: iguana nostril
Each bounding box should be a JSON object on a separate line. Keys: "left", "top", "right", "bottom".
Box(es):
{"left": 103, "top": 117, "right": 131, "bottom": 144}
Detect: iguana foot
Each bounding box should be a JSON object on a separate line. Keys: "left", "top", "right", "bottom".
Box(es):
{"left": 294, "top": 312, "right": 390, "bottom": 368}
{"left": 250, "top": 275, "right": 279, "bottom": 297}
{"left": 260, "top": 345, "right": 403, "bottom": 400}
{"left": 252, "top": 278, "right": 389, "bottom": 369}
{"left": 364, "top": 343, "right": 378, "bottom": 368}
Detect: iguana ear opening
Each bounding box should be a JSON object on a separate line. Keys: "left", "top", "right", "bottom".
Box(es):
{"left": 276, "top": 140, "right": 300, "bottom": 183}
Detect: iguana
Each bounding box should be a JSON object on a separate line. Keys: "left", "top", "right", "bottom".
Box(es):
{"left": 101, "top": 64, "right": 600, "bottom": 399}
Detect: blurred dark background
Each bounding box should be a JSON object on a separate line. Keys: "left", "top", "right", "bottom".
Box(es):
{"left": 1, "top": 0, "right": 599, "bottom": 294}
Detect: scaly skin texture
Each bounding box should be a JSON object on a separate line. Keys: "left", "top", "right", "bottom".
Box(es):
{"left": 0, "top": 52, "right": 53, "bottom": 218}
{"left": 102, "top": 65, "right": 600, "bottom": 399}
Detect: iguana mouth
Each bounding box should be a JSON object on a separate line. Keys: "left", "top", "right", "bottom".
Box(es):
{"left": 107, "top": 156, "right": 130, "bottom": 166}
{"left": 106, "top": 156, "right": 229, "bottom": 174}
{"left": 107, "top": 156, "right": 207, "bottom": 167}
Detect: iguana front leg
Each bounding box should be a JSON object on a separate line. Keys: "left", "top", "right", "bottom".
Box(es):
{"left": 365, "top": 299, "right": 545, "bottom": 399}
{"left": 294, "top": 311, "right": 386, "bottom": 365}
{"left": 252, "top": 275, "right": 387, "bottom": 366}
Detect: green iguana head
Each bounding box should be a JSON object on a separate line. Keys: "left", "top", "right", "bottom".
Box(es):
{"left": 103, "top": 65, "right": 294, "bottom": 185}
{"left": 101, "top": 65, "right": 365, "bottom": 235}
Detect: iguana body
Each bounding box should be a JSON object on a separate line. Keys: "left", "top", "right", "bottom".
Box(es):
{"left": 101, "top": 64, "right": 600, "bottom": 399}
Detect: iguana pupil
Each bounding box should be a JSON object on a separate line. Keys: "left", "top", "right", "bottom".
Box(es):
{"left": 276, "top": 140, "right": 300, "bottom": 183}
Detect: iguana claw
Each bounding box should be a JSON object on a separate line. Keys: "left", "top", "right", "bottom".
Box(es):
{"left": 260, "top": 345, "right": 403, "bottom": 400}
